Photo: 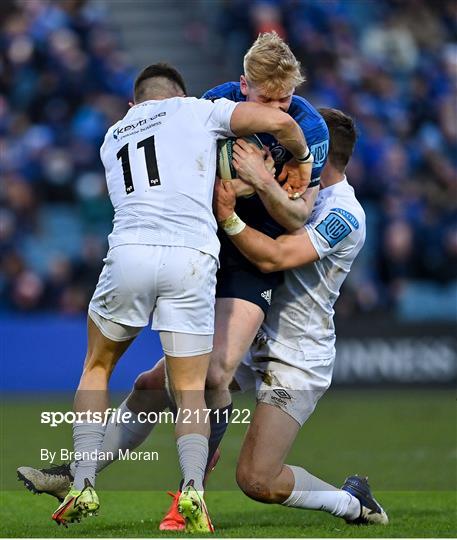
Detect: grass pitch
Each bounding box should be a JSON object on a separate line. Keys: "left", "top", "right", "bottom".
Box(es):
{"left": 1, "top": 490, "right": 456, "bottom": 537}
{"left": 1, "top": 388, "right": 456, "bottom": 537}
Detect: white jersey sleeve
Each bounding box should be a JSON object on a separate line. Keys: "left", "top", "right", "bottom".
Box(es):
{"left": 190, "top": 97, "right": 238, "bottom": 140}
{"left": 305, "top": 205, "right": 365, "bottom": 269}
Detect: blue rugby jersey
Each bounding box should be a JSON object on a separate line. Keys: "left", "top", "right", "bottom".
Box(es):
{"left": 203, "top": 82, "right": 329, "bottom": 189}
{"left": 203, "top": 81, "right": 329, "bottom": 270}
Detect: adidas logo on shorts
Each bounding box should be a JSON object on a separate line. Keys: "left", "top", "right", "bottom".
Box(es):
{"left": 261, "top": 289, "right": 272, "bottom": 305}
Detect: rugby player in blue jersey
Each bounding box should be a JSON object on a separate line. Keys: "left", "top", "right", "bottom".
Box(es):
{"left": 198, "top": 33, "right": 329, "bottom": 499}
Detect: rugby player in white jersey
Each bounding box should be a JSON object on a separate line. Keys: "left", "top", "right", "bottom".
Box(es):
{"left": 215, "top": 107, "right": 388, "bottom": 525}
{"left": 48, "top": 62, "right": 314, "bottom": 530}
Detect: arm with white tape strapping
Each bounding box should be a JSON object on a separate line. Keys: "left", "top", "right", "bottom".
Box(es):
{"left": 214, "top": 180, "right": 319, "bottom": 272}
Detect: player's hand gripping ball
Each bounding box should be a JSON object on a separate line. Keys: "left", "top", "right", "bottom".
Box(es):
{"left": 278, "top": 158, "right": 313, "bottom": 200}
{"left": 214, "top": 178, "right": 237, "bottom": 223}
{"left": 217, "top": 135, "right": 263, "bottom": 180}
{"left": 218, "top": 136, "right": 310, "bottom": 199}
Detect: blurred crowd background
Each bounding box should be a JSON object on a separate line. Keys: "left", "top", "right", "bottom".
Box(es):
{"left": 1, "top": 0, "right": 456, "bottom": 322}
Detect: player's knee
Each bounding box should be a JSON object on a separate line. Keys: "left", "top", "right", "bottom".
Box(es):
{"left": 206, "top": 367, "right": 232, "bottom": 390}
{"left": 236, "top": 464, "right": 272, "bottom": 503}
{"left": 134, "top": 366, "right": 164, "bottom": 391}
{"left": 206, "top": 358, "right": 234, "bottom": 391}
{"left": 205, "top": 368, "right": 227, "bottom": 391}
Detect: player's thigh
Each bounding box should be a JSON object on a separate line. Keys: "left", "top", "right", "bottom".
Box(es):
{"left": 77, "top": 317, "right": 137, "bottom": 410}
{"left": 207, "top": 297, "right": 264, "bottom": 386}
{"left": 237, "top": 402, "right": 300, "bottom": 479}
{"left": 165, "top": 352, "right": 211, "bottom": 392}
{"left": 216, "top": 264, "right": 282, "bottom": 318}
{"left": 208, "top": 264, "right": 280, "bottom": 384}
{"left": 254, "top": 356, "right": 334, "bottom": 427}
{"left": 236, "top": 354, "right": 334, "bottom": 477}
{"left": 89, "top": 244, "right": 159, "bottom": 329}
{"left": 85, "top": 314, "right": 135, "bottom": 371}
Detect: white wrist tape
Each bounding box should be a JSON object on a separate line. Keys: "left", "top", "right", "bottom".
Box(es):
{"left": 296, "top": 148, "right": 314, "bottom": 163}
{"left": 220, "top": 212, "right": 246, "bottom": 236}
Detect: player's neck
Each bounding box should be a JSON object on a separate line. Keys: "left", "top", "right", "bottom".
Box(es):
{"left": 319, "top": 165, "right": 345, "bottom": 189}
{"left": 136, "top": 94, "right": 178, "bottom": 104}
{"left": 136, "top": 97, "right": 168, "bottom": 104}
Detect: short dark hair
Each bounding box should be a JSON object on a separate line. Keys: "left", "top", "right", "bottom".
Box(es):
{"left": 134, "top": 63, "right": 187, "bottom": 101}
{"left": 318, "top": 107, "right": 357, "bottom": 171}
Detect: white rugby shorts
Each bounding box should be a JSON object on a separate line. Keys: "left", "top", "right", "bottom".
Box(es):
{"left": 89, "top": 244, "right": 217, "bottom": 347}
{"left": 235, "top": 340, "right": 335, "bottom": 426}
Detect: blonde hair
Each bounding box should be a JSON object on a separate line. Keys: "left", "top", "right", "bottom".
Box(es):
{"left": 243, "top": 31, "right": 305, "bottom": 94}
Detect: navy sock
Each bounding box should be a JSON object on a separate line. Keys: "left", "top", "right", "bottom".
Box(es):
{"left": 206, "top": 403, "right": 233, "bottom": 472}
{"left": 168, "top": 399, "right": 177, "bottom": 418}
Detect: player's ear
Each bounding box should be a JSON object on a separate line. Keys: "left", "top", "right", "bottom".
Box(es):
{"left": 128, "top": 101, "right": 134, "bottom": 108}
{"left": 240, "top": 75, "right": 248, "bottom": 97}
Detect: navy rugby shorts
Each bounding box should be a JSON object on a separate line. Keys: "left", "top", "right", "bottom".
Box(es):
{"left": 215, "top": 264, "right": 283, "bottom": 315}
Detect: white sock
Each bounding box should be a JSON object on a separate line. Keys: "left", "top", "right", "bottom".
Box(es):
{"left": 177, "top": 433, "right": 208, "bottom": 492}
{"left": 69, "top": 400, "right": 156, "bottom": 477}
{"left": 72, "top": 421, "right": 105, "bottom": 490}
{"left": 282, "top": 465, "right": 360, "bottom": 521}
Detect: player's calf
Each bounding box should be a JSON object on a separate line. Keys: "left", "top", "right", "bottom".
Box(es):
{"left": 133, "top": 362, "right": 166, "bottom": 392}
{"left": 128, "top": 361, "right": 169, "bottom": 414}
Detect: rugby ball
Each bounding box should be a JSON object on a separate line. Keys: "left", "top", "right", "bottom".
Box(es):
{"left": 217, "top": 135, "right": 263, "bottom": 180}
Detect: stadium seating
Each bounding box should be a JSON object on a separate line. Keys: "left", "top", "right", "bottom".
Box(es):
{"left": 1, "top": 0, "right": 455, "bottom": 321}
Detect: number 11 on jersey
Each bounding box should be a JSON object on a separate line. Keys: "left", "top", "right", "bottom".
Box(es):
{"left": 116, "top": 135, "right": 161, "bottom": 194}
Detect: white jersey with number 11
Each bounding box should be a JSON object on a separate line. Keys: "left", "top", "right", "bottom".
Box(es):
{"left": 100, "top": 96, "right": 238, "bottom": 260}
